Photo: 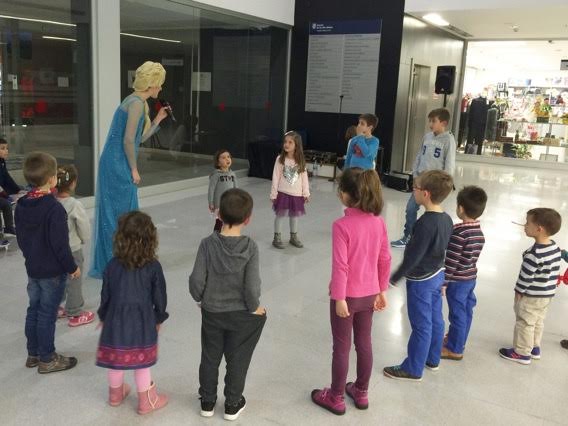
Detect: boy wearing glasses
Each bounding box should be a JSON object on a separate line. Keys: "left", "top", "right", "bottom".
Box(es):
{"left": 391, "top": 108, "right": 456, "bottom": 248}
{"left": 384, "top": 170, "right": 454, "bottom": 381}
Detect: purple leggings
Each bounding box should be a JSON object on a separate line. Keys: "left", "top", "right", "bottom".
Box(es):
{"left": 330, "top": 295, "right": 376, "bottom": 396}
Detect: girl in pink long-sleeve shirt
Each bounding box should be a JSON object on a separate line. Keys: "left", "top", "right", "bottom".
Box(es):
{"left": 311, "top": 168, "right": 391, "bottom": 416}
{"left": 270, "top": 131, "right": 310, "bottom": 249}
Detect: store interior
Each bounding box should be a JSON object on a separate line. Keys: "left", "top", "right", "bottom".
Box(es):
{"left": 459, "top": 40, "right": 568, "bottom": 163}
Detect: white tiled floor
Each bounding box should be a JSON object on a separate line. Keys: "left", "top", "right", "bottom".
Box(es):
{"left": 1, "top": 162, "right": 567, "bottom": 425}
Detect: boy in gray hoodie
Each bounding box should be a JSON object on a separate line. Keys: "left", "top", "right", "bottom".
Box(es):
{"left": 190, "top": 188, "right": 266, "bottom": 421}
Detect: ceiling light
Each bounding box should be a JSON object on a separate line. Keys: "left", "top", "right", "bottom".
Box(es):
{"left": 42, "top": 35, "right": 76, "bottom": 42}
{"left": 422, "top": 13, "right": 449, "bottom": 27}
{"left": 0, "top": 14, "right": 75, "bottom": 27}
{"left": 120, "top": 32, "right": 181, "bottom": 44}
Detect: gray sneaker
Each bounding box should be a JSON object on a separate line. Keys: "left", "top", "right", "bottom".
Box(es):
{"left": 38, "top": 352, "right": 77, "bottom": 374}
{"left": 289, "top": 233, "right": 304, "bottom": 248}
{"left": 272, "top": 233, "right": 285, "bottom": 249}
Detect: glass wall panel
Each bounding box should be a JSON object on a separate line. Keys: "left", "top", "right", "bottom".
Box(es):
{"left": 0, "top": 1, "right": 93, "bottom": 195}
{"left": 120, "top": 0, "right": 289, "bottom": 186}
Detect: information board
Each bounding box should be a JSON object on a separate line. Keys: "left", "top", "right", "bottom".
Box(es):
{"left": 305, "top": 20, "right": 381, "bottom": 114}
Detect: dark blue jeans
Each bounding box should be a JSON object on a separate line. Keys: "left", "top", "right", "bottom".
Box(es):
{"left": 25, "top": 275, "right": 67, "bottom": 362}
{"left": 401, "top": 270, "right": 445, "bottom": 377}
{"left": 403, "top": 193, "right": 420, "bottom": 238}
{"left": 445, "top": 280, "right": 477, "bottom": 354}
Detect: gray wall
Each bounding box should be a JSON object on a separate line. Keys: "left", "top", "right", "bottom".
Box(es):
{"left": 390, "top": 15, "right": 465, "bottom": 172}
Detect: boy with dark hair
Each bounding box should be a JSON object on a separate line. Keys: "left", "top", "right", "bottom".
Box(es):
{"left": 343, "top": 113, "right": 379, "bottom": 170}
{"left": 499, "top": 208, "right": 562, "bottom": 364}
{"left": 391, "top": 108, "right": 456, "bottom": 248}
{"left": 0, "top": 138, "right": 23, "bottom": 238}
{"left": 384, "top": 170, "right": 454, "bottom": 381}
{"left": 189, "top": 188, "right": 266, "bottom": 421}
{"left": 15, "top": 152, "right": 80, "bottom": 374}
{"left": 442, "top": 186, "right": 488, "bottom": 361}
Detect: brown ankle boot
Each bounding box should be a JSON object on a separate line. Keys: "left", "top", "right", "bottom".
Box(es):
{"left": 272, "top": 233, "right": 285, "bottom": 249}
{"left": 109, "top": 383, "right": 131, "bottom": 407}
{"left": 289, "top": 233, "right": 304, "bottom": 248}
{"left": 137, "top": 382, "right": 168, "bottom": 415}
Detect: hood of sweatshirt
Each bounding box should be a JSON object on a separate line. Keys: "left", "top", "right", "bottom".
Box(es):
{"left": 16, "top": 194, "right": 60, "bottom": 229}
{"left": 205, "top": 232, "right": 255, "bottom": 275}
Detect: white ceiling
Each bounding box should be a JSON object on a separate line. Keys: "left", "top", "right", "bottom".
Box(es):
{"left": 406, "top": 3, "right": 568, "bottom": 39}
{"left": 467, "top": 40, "right": 568, "bottom": 73}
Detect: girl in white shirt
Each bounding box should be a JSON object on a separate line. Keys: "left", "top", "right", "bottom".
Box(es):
{"left": 56, "top": 165, "right": 94, "bottom": 327}
{"left": 270, "top": 131, "right": 310, "bottom": 249}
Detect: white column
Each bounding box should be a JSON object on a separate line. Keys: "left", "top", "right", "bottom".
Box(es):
{"left": 91, "top": 0, "right": 121, "bottom": 183}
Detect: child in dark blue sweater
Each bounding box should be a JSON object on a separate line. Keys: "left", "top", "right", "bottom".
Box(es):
{"left": 15, "top": 152, "right": 80, "bottom": 374}
{"left": 0, "top": 138, "right": 23, "bottom": 237}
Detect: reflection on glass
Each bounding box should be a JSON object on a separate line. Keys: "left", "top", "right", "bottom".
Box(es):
{"left": 0, "top": 1, "right": 93, "bottom": 195}
{"left": 120, "top": 0, "right": 289, "bottom": 187}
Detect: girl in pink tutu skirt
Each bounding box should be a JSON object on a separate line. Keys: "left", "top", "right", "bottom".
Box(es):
{"left": 270, "top": 131, "right": 310, "bottom": 249}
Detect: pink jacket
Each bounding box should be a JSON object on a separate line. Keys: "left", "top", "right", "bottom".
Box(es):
{"left": 329, "top": 208, "right": 391, "bottom": 300}
{"left": 270, "top": 157, "right": 310, "bottom": 199}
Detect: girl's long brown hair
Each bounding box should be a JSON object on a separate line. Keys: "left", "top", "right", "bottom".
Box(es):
{"left": 279, "top": 131, "right": 306, "bottom": 172}
{"left": 56, "top": 164, "right": 78, "bottom": 193}
{"left": 338, "top": 168, "right": 383, "bottom": 215}
{"left": 113, "top": 211, "right": 158, "bottom": 269}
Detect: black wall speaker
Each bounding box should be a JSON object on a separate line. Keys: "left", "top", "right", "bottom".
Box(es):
{"left": 435, "top": 65, "right": 456, "bottom": 95}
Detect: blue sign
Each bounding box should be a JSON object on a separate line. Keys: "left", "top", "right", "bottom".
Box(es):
{"left": 309, "top": 20, "right": 381, "bottom": 35}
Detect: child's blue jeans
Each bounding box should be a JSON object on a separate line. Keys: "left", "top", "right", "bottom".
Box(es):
{"left": 403, "top": 192, "right": 420, "bottom": 238}
{"left": 401, "top": 270, "right": 445, "bottom": 377}
{"left": 25, "top": 275, "right": 67, "bottom": 362}
{"left": 445, "top": 280, "right": 477, "bottom": 354}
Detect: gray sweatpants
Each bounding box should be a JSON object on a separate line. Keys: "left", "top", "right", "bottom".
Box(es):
{"left": 61, "top": 249, "right": 84, "bottom": 317}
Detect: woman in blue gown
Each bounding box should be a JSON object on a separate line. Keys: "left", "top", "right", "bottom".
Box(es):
{"left": 90, "top": 61, "right": 169, "bottom": 278}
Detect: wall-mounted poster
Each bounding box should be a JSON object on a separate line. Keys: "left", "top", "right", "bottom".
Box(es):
{"left": 305, "top": 20, "right": 382, "bottom": 114}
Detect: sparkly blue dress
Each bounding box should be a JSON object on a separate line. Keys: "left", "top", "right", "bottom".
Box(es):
{"left": 90, "top": 95, "right": 156, "bottom": 278}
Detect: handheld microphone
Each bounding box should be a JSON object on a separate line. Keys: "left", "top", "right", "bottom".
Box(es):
{"left": 159, "top": 99, "right": 176, "bottom": 123}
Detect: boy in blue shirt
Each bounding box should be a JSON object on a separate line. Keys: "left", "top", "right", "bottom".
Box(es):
{"left": 15, "top": 152, "right": 80, "bottom": 374}
{"left": 343, "top": 113, "right": 379, "bottom": 170}
{"left": 391, "top": 108, "right": 456, "bottom": 248}
{"left": 384, "top": 170, "right": 454, "bottom": 381}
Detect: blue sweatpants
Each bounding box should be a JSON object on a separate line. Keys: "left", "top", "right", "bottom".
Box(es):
{"left": 445, "top": 279, "right": 477, "bottom": 354}
{"left": 401, "top": 270, "right": 445, "bottom": 377}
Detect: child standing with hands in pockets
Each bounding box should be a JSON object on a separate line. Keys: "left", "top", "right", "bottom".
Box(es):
{"left": 96, "top": 211, "right": 169, "bottom": 415}
{"left": 270, "top": 131, "right": 310, "bottom": 249}
{"left": 56, "top": 165, "right": 94, "bottom": 327}
{"left": 311, "top": 168, "right": 391, "bottom": 416}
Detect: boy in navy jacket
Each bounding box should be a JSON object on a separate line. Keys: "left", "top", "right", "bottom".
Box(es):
{"left": 15, "top": 152, "right": 80, "bottom": 374}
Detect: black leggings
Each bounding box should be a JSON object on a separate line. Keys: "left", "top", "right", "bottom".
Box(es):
{"left": 0, "top": 197, "right": 14, "bottom": 230}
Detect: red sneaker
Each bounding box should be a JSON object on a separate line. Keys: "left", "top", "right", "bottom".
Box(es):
{"left": 57, "top": 306, "right": 67, "bottom": 319}
{"left": 68, "top": 311, "right": 95, "bottom": 327}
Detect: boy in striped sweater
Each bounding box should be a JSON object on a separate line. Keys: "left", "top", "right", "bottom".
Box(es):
{"left": 441, "top": 186, "right": 487, "bottom": 361}
{"left": 499, "top": 208, "right": 562, "bottom": 365}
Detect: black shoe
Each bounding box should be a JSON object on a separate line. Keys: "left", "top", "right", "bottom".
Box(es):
{"left": 561, "top": 340, "right": 568, "bottom": 350}
{"left": 200, "top": 397, "right": 216, "bottom": 417}
{"left": 224, "top": 396, "right": 246, "bottom": 421}
{"left": 38, "top": 352, "right": 77, "bottom": 374}
{"left": 383, "top": 365, "right": 422, "bottom": 382}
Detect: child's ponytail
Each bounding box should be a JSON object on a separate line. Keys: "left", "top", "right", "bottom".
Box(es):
{"left": 338, "top": 168, "right": 383, "bottom": 215}
{"left": 56, "top": 164, "right": 78, "bottom": 193}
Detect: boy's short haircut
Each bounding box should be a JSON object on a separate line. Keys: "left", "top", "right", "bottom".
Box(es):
{"left": 219, "top": 188, "right": 253, "bottom": 227}
{"left": 428, "top": 108, "right": 451, "bottom": 124}
{"left": 0, "top": 138, "right": 7, "bottom": 145}
{"left": 359, "top": 113, "right": 378, "bottom": 130}
{"left": 527, "top": 208, "right": 561, "bottom": 236}
{"left": 457, "top": 186, "right": 487, "bottom": 219}
{"left": 416, "top": 170, "right": 453, "bottom": 204}
{"left": 23, "top": 152, "right": 57, "bottom": 187}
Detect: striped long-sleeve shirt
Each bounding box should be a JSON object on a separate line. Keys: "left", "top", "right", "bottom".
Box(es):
{"left": 444, "top": 221, "right": 485, "bottom": 284}
{"left": 515, "top": 241, "right": 561, "bottom": 298}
